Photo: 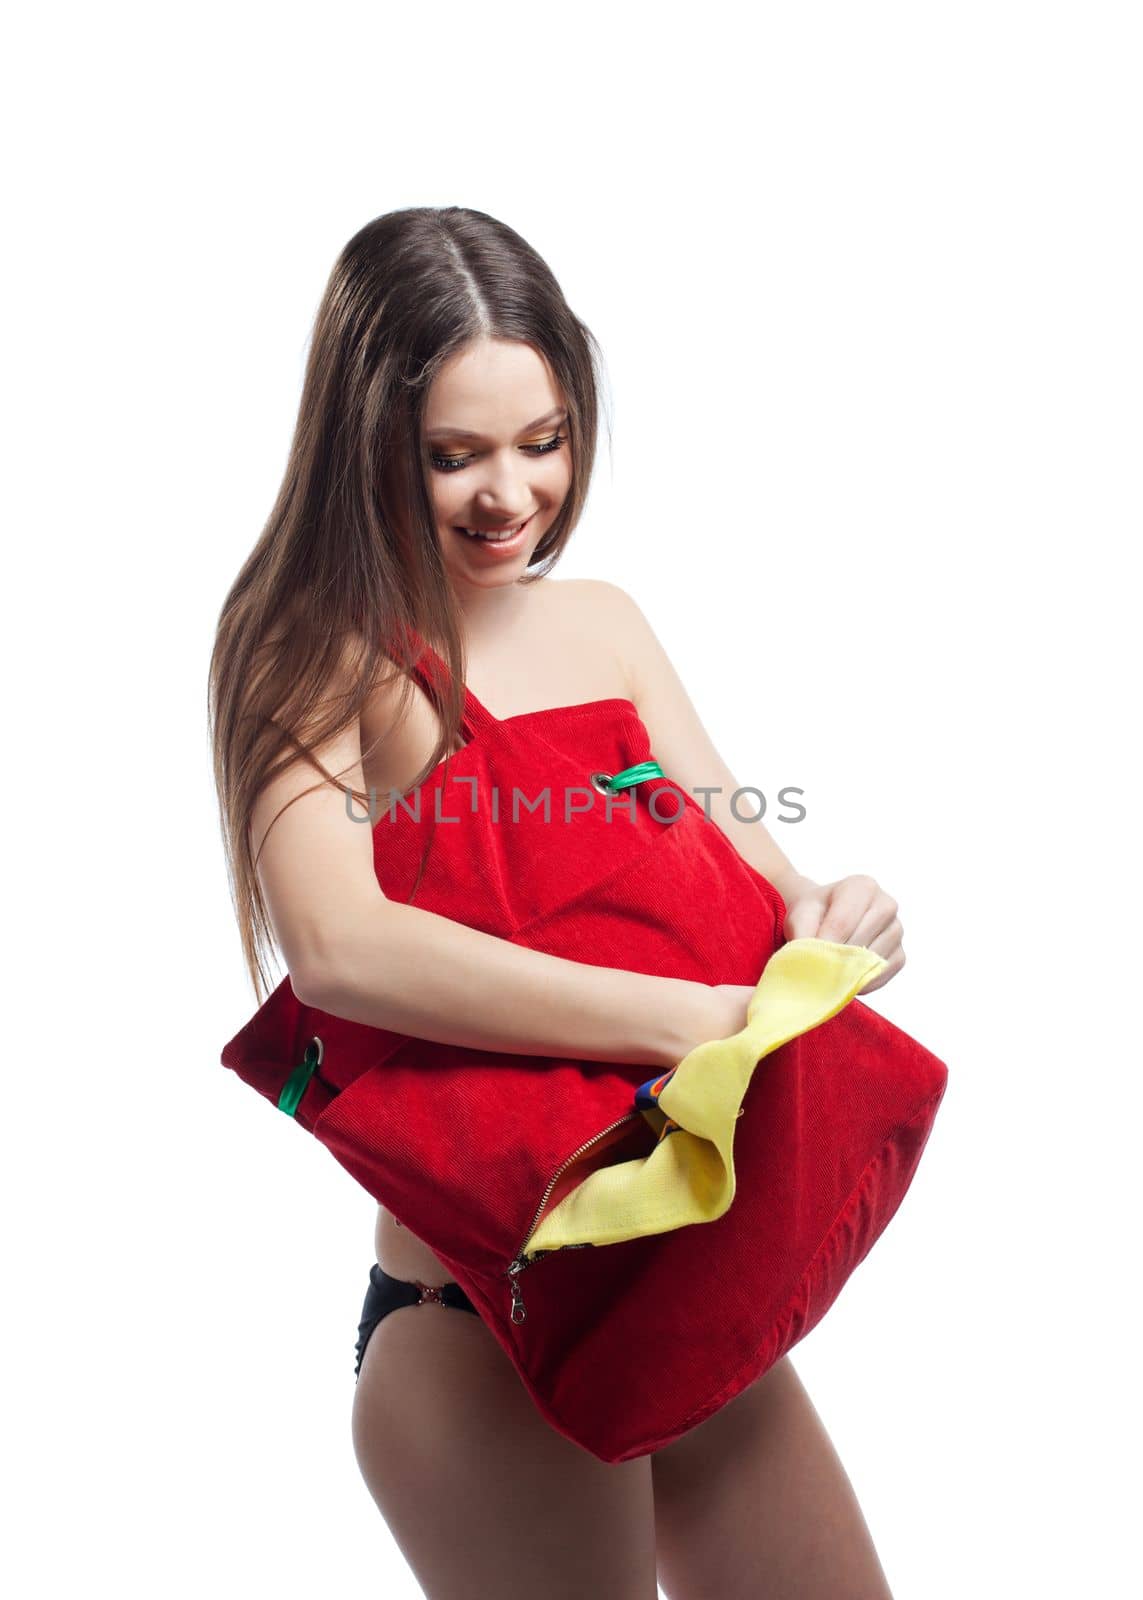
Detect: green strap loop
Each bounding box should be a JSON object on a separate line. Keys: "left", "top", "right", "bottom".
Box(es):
{"left": 279, "top": 1037, "right": 323, "bottom": 1118}
{"left": 600, "top": 760, "right": 664, "bottom": 792}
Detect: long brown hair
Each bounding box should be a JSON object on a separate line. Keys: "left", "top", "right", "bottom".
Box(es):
{"left": 209, "top": 206, "right": 609, "bottom": 1001}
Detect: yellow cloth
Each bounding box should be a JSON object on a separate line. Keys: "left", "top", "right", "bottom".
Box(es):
{"left": 525, "top": 938, "right": 887, "bottom": 1255}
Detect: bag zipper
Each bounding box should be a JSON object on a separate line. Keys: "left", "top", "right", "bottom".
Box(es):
{"left": 505, "top": 1110, "right": 643, "bottom": 1324}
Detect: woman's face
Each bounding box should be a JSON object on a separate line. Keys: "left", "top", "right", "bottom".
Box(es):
{"left": 419, "top": 338, "right": 573, "bottom": 591}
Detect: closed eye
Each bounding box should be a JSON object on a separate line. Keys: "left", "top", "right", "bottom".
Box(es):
{"left": 429, "top": 431, "right": 568, "bottom": 473}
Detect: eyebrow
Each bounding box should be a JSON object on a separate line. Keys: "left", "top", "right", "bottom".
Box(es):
{"left": 424, "top": 406, "right": 568, "bottom": 442}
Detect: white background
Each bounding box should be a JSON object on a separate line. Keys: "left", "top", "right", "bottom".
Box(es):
{"left": 5, "top": 2, "right": 1140, "bottom": 1595}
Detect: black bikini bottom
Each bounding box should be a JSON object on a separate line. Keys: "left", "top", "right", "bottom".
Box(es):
{"left": 354, "top": 1261, "right": 479, "bottom": 1379}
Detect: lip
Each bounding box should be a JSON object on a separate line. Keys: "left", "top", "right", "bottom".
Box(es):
{"left": 453, "top": 512, "right": 535, "bottom": 551}
{"left": 462, "top": 514, "right": 535, "bottom": 534}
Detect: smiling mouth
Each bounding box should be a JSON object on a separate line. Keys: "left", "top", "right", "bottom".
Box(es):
{"left": 454, "top": 514, "right": 534, "bottom": 543}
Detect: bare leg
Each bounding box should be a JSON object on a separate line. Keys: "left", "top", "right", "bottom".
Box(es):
{"left": 650, "top": 1355, "right": 894, "bottom": 1600}
{"left": 351, "top": 1286, "right": 659, "bottom": 1599}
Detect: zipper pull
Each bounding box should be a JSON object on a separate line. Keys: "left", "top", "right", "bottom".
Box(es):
{"left": 507, "top": 1259, "right": 528, "bottom": 1324}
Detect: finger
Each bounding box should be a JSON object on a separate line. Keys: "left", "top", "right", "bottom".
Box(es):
{"left": 816, "top": 875, "right": 877, "bottom": 944}
{"left": 784, "top": 893, "right": 827, "bottom": 941}
{"left": 858, "top": 944, "right": 906, "bottom": 993}
{"left": 849, "top": 908, "right": 902, "bottom": 954}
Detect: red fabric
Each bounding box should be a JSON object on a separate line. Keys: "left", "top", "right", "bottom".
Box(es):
{"left": 221, "top": 638, "right": 948, "bottom": 1462}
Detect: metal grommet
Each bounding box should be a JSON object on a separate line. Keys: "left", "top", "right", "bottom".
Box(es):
{"left": 278, "top": 1035, "right": 326, "bottom": 1118}
{"left": 590, "top": 761, "right": 665, "bottom": 797}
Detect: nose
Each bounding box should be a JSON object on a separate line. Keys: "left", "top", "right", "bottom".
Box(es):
{"left": 470, "top": 449, "right": 535, "bottom": 520}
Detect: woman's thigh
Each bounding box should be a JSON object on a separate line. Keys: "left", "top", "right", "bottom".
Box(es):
{"left": 351, "top": 1290, "right": 659, "bottom": 1600}
{"left": 649, "top": 1355, "right": 893, "bottom": 1600}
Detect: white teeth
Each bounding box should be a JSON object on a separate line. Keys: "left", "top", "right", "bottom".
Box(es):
{"left": 460, "top": 522, "right": 524, "bottom": 542}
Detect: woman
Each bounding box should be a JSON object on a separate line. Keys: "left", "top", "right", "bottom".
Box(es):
{"left": 210, "top": 206, "right": 905, "bottom": 1598}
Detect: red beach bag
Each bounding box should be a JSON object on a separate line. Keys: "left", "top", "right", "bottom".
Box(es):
{"left": 220, "top": 638, "right": 948, "bottom": 1463}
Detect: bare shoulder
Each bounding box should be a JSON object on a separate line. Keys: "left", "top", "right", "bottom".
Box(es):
{"left": 538, "top": 577, "right": 650, "bottom": 699}
{"left": 556, "top": 578, "right": 661, "bottom": 697}
{"left": 564, "top": 584, "right": 734, "bottom": 812}
{"left": 556, "top": 576, "right": 646, "bottom": 628}
{"left": 546, "top": 576, "right": 632, "bottom": 612}
{"left": 557, "top": 579, "right": 710, "bottom": 741}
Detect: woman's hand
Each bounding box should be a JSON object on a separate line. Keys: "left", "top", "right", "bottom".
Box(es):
{"left": 664, "top": 983, "right": 759, "bottom": 1067}
{"left": 779, "top": 873, "right": 905, "bottom": 995}
{"left": 669, "top": 871, "right": 905, "bottom": 1065}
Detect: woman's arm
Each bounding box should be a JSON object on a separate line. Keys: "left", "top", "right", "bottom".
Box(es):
{"left": 300, "top": 898, "right": 734, "bottom": 1070}
{"left": 251, "top": 650, "right": 751, "bottom": 1072}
